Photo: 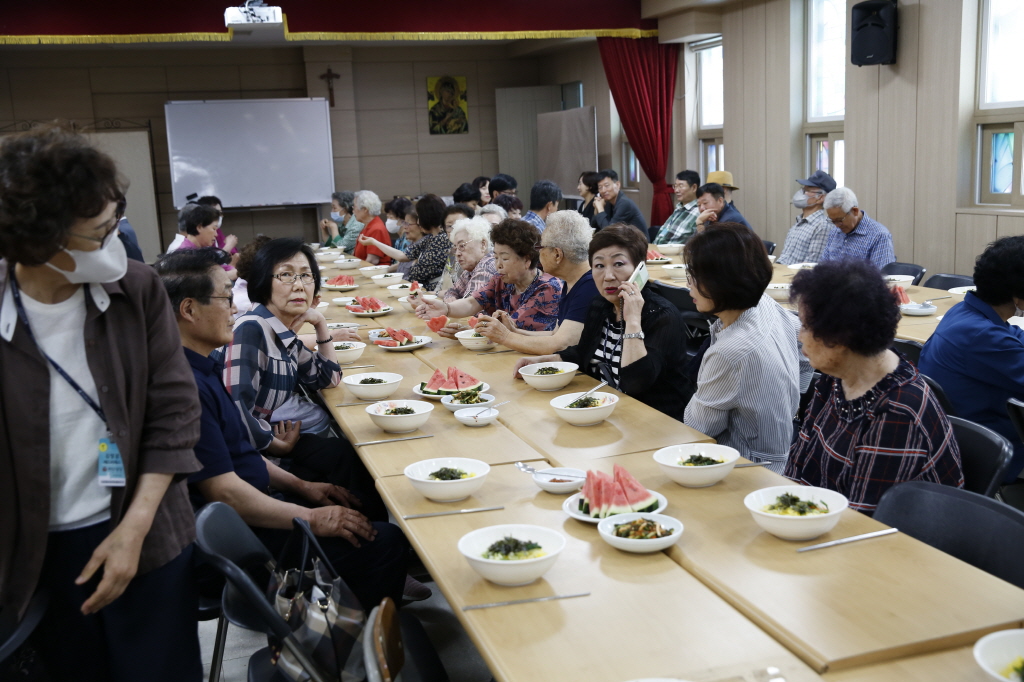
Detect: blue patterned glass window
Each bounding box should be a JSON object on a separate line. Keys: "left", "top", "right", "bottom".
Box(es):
{"left": 991, "top": 132, "right": 1014, "bottom": 194}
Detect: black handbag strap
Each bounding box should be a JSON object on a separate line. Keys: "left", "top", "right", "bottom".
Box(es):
{"left": 275, "top": 517, "right": 341, "bottom": 582}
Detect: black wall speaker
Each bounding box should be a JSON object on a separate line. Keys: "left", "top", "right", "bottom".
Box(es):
{"left": 851, "top": 0, "right": 898, "bottom": 66}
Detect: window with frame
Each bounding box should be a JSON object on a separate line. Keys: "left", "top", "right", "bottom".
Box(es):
{"left": 693, "top": 37, "right": 724, "bottom": 180}
{"left": 807, "top": 0, "right": 846, "bottom": 122}
{"left": 622, "top": 138, "right": 641, "bottom": 189}
{"left": 974, "top": 0, "right": 1024, "bottom": 206}
{"left": 807, "top": 133, "right": 845, "bottom": 188}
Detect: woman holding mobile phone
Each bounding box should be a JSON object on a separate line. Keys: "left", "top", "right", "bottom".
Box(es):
{"left": 512, "top": 223, "right": 690, "bottom": 420}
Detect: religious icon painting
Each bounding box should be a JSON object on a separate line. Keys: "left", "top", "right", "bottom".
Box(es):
{"left": 427, "top": 76, "right": 469, "bottom": 135}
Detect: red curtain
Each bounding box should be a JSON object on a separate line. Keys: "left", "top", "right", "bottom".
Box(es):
{"left": 597, "top": 37, "right": 679, "bottom": 227}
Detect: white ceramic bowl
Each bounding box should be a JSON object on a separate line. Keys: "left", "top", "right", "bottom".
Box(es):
{"left": 657, "top": 243, "right": 684, "bottom": 255}
{"left": 307, "top": 242, "right": 321, "bottom": 250}
{"left": 403, "top": 457, "right": 489, "bottom": 501}
{"left": 597, "top": 513, "right": 684, "bottom": 553}
{"left": 457, "top": 524, "right": 565, "bottom": 586}
{"left": 372, "top": 273, "right": 405, "bottom": 287}
{"left": 900, "top": 303, "right": 938, "bottom": 316}
{"left": 550, "top": 391, "right": 619, "bottom": 426}
{"left": 768, "top": 255, "right": 776, "bottom": 263}
{"left": 949, "top": 285, "right": 976, "bottom": 295}
{"left": 766, "top": 283, "right": 791, "bottom": 302}
{"left": 531, "top": 467, "right": 586, "bottom": 494}
{"left": 884, "top": 274, "right": 915, "bottom": 289}
{"left": 974, "top": 629, "right": 1024, "bottom": 681}
{"left": 359, "top": 265, "right": 390, "bottom": 276}
{"left": 332, "top": 258, "right": 361, "bottom": 270}
{"left": 518, "top": 361, "right": 578, "bottom": 391}
{"left": 661, "top": 264, "right": 687, "bottom": 280}
{"left": 454, "top": 407, "right": 500, "bottom": 427}
{"left": 331, "top": 296, "right": 355, "bottom": 306}
{"left": 365, "top": 400, "right": 433, "bottom": 433}
{"left": 397, "top": 296, "right": 416, "bottom": 313}
{"left": 341, "top": 372, "right": 403, "bottom": 400}
{"left": 386, "top": 282, "right": 414, "bottom": 295}
{"left": 331, "top": 341, "right": 366, "bottom": 364}
{"left": 454, "top": 329, "right": 496, "bottom": 350}
{"left": 441, "top": 393, "right": 495, "bottom": 413}
{"left": 743, "top": 485, "right": 849, "bottom": 541}
{"left": 653, "top": 444, "right": 741, "bottom": 488}
{"left": 315, "top": 251, "right": 340, "bottom": 262}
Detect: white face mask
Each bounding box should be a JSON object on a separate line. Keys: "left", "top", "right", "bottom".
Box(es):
{"left": 330, "top": 211, "right": 343, "bottom": 222}
{"left": 385, "top": 218, "right": 401, "bottom": 234}
{"left": 46, "top": 228, "right": 128, "bottom": 284}
{"left": 792, "top": 190, "right": 809, "bottom": 209}
{"left": 1014, "top": 299, "right": 1024, "bottom": 318}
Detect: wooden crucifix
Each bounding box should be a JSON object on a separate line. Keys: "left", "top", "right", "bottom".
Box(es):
{"left": 320, "top": 66, "right": 340, "bottom": 107}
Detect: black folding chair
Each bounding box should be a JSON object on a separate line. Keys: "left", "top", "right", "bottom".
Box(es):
{"left": 891, "top": 339, "right": 923, "bottom": 366}
{"left": 921, "top": 374, "right": 956, "bottom": 416}
{"left": 0, "top": 590, "right": 47, "bottom": 667}
{"left": 649, "top": 282, "right": 714, "bottom": 359}
{"left": 948, "top": 416, "right": 1013, "bottom": 497}
{"left": 874, "top": 481, "right": 1024, "bottom": 590}
{"left": 881, "top": 262, "right": 927, "bottom": 286}
{"left": 923, "top": 273, "right": 974, "bottom": 290}
{"left": 762, "top": 239, "right": 776, "bottom": 256}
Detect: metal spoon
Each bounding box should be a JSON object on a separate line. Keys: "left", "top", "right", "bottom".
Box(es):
{"left": 469, "top": 400, "right": 510, "bottom": 420}
{"left": 514, "top": 461, "right": 587, "bottom": 479}
{"left": 922, "top": 296, "right": 952, "bottom": 305}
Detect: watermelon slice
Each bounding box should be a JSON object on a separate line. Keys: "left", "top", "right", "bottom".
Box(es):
{"left": 614, "top": 464, "right": 659, "bottom": 513}
{"left": 409, "top": 281, "right": 421, "bottom": 293}
{"left": 346, "top": 305, "right": 366, "bottom": 313}
{"left": 607, "top": 482, "right": 634, "bottom": 517}
{"left": 467, "top": 317, "right": 479, "bottom": 328}
{"left": 427, "top": 315, "right": 448, "bottom": 333}
{"left": 368, "top": 297, "right": 385, "bottom": 311}
{"left": 455, "top": 369, "right": 483, "bottom": 392}
{"left": 327, "top": 274, "right": 355, "bottom": 286}
{"left": 420, "top": 368, "right": 446, "bottom": 395}
{"left": 579, "top": 471, "right": 595, "bottom": 515}
{"left": 438, "top": 366, "right": 460, "bottom": 395}
{"left": 373, "top": 339, "right": 399, "bottom": 347}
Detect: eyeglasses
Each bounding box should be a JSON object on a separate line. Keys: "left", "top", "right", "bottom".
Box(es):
{"left": 205, "top": 295, "right": 234, "bottom": 306}
{"left": 272, "top": 272, "right": 316, "bottom": 285}
{"left": 454, "top": 241, "right": 474, "bottom": 252}
{"left": 69, "top": 196, "right": 127, "bottom": 245}
{"left": 829, "top": 210, "right": 852, "bottom": 226}
{"left": 686, "top": 273, "right": 695, "bottom": 286}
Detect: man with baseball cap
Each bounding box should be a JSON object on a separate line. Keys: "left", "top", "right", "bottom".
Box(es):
{"left": 706, "top": 170, "right": 738, "bottom": 206}
{"left": 777, "top": 170, "right": 836, "bottom": 265}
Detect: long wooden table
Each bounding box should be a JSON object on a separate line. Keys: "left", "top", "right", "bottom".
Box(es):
{"left": 313, "top": 257, "right": 1021, "bottom": 682}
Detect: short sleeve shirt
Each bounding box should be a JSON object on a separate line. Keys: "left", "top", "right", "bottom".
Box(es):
{"left": 472, "top": 272, "right": 562, "bottom": 331}
{"left": 557, "top": 270, "right": 599, "bottom": 326}
{"left": 353, "top": 217, "right": 392, "bottom": 265}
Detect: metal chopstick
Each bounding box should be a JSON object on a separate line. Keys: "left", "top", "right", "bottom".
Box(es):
{"left": 735, "top": 461, "right": 770, "bottom": 468}
{"left": 333, "top": 401, "right": 378, "bottom": 407}
{"left": 352, "top": 434, "right": 434, "bottom": 447}
{"left": 477, "top": 349, "right": 515, "bottom": 355}
{"left": 797, "top": 527, "right": 899, "bottom": 553}
{"left": 462, "top": 592, "right": 590, "bottom": 611}
{"left": 339, "top": 364, "right": 375, "bottom": 369}
{"left": 402, "top": 506, "right": 504, "bottom": 520}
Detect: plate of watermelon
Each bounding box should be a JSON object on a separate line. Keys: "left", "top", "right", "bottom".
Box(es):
{"left": 414, "top": 366, "right": 487, "bottom": 399}
{"left": 646, "top": 248, "right": 671, "bottom": 265}
{"left": 323, "top": 274, "right": 358, "bottom": 291}
{"left": 372, "top": 327, "right": 431, "bottom": 350}
{"left": 562, "top": 465, "right": 667, "bottom": 524}
{"left": 345, "top": 296, "right": 393, "bottom": 317}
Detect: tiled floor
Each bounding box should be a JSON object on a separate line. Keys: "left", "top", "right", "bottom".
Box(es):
{"left": 199, "top": 580, "right": 494, "bottom": 682}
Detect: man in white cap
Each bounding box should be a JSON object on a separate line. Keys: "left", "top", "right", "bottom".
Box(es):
{"left": 777, "top": 170, "right": 836, "bottom": 265}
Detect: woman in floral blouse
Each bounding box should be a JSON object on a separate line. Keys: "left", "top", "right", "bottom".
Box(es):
{"left": 358, "top": 194, "right": 450, "bottom": 289}
{"left": 416, "top": 218, "right": 560, "bottom": 331}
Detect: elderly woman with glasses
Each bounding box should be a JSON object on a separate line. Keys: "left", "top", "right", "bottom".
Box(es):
{"left": 0, "top": 126, "right": 204, "bottom": 680}
{"left": 476, "top": 210, "right": 598, "bottom": 354}
{"left": 513, "top": 223, "right": 689, "bottom": 418}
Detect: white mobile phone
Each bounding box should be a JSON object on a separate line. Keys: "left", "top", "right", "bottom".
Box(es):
{"left": 628, "top": 260, "right": 649, "bottom": 291}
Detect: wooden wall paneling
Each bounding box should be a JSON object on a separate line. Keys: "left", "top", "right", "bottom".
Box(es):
{"left": 874, "top": 0, "right": 919, "bottom": 264}
{"left": 953, "top": 212, "right": 996, "bottom": 275}
{"left": 911, "top": 0, "right": 963, "bottom": 275}
{"left": 722, "top": 3, "right": 745, "bottom": 211}
{"left": 494, "top": 85, "right": 562, "bottom": 196}
{"left": 739, "top": 0, "right": 769, "bottom": 235}
{"left": 996, "top": 215, "right": 1024, "bottom": 238}
{"left": 843, "top": 0, "right": 880, "bottom": 214}
{"left": 764, "top": 0, "right": 803, "bottom": 245}
{"left": 954, "top": 0, "right": 980, "bottom": 209}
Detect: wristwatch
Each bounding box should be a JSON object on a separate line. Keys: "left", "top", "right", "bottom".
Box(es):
{"left": 623, "top": 331, "right": 645, "bottom": 340}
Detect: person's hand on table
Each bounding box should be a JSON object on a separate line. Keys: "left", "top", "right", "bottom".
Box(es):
{"left": 414, "top": 297, "right": 446, "bottom": 320}
{"left": 75, "top": 520, "right": 147, "bottom": 614}
{"left": 300, "top": 481, "right": 363, "bottom": 509}
{"left": 438, "top": 322, "right": 467, "bottom": 340}
{"left": 330, "top": 328, "right": 361, "bottom": 343}
{"left": 491, "top": 310, "right": 516, "bottom": 331}
{"left": 475, "top": 314, "right": 510, "bottom": 344}
{"left": 268, "top": 420, "right": 302, "bottom": 455}
{"left": 307, "top": 506, "right": 376, "bottom": 547}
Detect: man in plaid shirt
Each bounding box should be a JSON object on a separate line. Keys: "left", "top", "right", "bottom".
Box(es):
{"left": 653, "top": 170, "right": 701, "bottom": 245}
{"left": 777, "top": 170, "right": 836, "bottom": 265}
{"left": 821, "top": 187, "right": 897, "bottom": 269}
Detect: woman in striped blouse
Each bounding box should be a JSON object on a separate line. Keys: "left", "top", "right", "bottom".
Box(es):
{"left": 513, "top": 223, "right": 690, "bottom": 420}
{"left": 683, "top": 223, "right": 812, "bottom": 472}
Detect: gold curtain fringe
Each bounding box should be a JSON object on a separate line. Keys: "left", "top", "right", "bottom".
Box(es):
{"left": 0, "top": 32, "right": 232, "bottom": 45}
{"left": 285, "top": 29, "right": 658, "bottom": 41}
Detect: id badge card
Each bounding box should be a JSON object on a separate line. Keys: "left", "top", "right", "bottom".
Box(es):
{"left": 98, "top": 434, "right": 127, "bottom": 487}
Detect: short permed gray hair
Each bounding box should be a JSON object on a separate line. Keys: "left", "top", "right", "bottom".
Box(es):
{"left": 449, "top": 216, "right": 493, "bottom": 250}
{"left": 479, "top": 203, "right": 508, "bottom": 220}
{"left": 354, "top": 190, "right": 382, "bottom": 216}
{"left": 541, "top": 210, "right": 593, "bottom": 263}
{"left": 824, "top": 187, "right": 858, "bottom": 214}
{"left": 331, "top": 191, "right": 355, "bottom": 212}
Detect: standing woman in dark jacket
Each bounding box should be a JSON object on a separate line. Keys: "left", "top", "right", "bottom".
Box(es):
{"left": 0, "top": 126, "right": 203, "bottom": 681}
{"left": 513, "top": 223, "right": 690, "bottom": 420}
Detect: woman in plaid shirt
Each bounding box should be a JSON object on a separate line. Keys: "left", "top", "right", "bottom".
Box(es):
{"left": 785, "top": 260, "right": 963, "bottom": 514}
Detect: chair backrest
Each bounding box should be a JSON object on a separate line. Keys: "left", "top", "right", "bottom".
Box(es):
{"left": 880, "top": 261, "right": 927, "bottom": 285}
{"left": 924, "top": 273, "right": 974, "bottom": 290}
{"left": 372, "top": 597, "right": 405, "bottom": 682}
{"left": 891, "top": 339, "right": 923, "bottom": 365}
{"left": 0, "top": 590, "right": 48, "bottom": 665}
{"left": 194, "top": 503, "right": 331, "bottom": 682}
{"left": 648, "top": 224, "right": 662, "bottom": 241}
{"left": 874, "top": 481, "right": 1024, "bottom": 589}
{"left": 364, "top": 606, "right": 383, "bottom": 682}
{"left": 1007, "top": 398, "right": 1024, "bottom": 445}
{"left": 949, "top": 416, "right": 1013, "bottom": 497}
{"left": 762, "top": 239, "right": 776, "bottom": 255}
{"left": 921, "top": 373, "right": 956, "bottom": 416}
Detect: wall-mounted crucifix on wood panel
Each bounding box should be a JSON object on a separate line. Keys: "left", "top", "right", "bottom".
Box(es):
{"left": 320, "top": 66, "right": 340, "bottom": 107}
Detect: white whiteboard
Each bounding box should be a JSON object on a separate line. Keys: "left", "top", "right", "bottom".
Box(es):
{"left": 165, "top": 98, "right": 334, "bottom": 209}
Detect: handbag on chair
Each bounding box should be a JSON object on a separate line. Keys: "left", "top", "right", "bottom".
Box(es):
{"left": 267, "top": 518, "right": 368, "bottom": 682}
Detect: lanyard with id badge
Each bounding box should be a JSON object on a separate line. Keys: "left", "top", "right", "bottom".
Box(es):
{"left": 9, "top": 277, "right": 126, "bottom": 487}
